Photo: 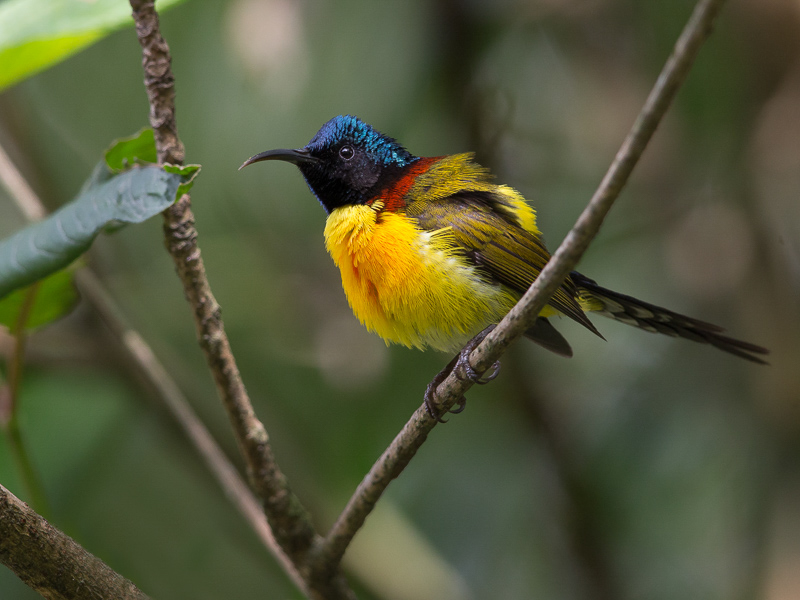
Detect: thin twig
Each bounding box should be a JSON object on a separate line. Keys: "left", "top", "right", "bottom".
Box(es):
{"left": 75, "top": 270, "right": 310, "bottom": 595}
{"left": 128, "top": 2, "right": 356, "bottom": 598}
{"left": 0, "top": 483, "right": 150, "bottom": 600}
{"left": 310, "top": 0, "right": 728, "bottom": 578}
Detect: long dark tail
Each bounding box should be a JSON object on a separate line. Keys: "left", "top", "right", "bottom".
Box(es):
{"left": 571, "top": 271, "right": 769, "bottom": 364}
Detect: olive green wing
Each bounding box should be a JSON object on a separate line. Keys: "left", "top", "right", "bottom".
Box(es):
{"left": 407, "top": 191, "right": 602, "bottom": 342}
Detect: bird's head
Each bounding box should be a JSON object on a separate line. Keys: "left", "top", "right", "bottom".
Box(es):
{"left": 240, "top": 115, "right": 418, "bottom": 213}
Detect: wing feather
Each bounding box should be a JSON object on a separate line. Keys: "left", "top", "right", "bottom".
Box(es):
{"left": 408, "top": 190, "right": 600, "bottom": 336}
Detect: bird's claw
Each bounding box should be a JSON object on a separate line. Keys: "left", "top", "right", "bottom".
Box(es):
{"left": 424, "top": 326, "right": 501, "bottom": 421}
{"left": 454, "top": 325, "right": 501, "bottom": 384}
{"left": 474, "top": 360, "right": 501, "bottom": 384}
{"left": 424, "top": 355, "right": 462, "bottom": 422}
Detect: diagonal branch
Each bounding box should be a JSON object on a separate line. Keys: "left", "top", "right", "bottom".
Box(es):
{"left": 310, "top": 0, "right": 728, "bottom": 580}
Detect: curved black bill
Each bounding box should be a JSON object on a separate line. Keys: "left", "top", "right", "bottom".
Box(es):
{"left": 239, "top": 148, "right": 319, "bottom": 170}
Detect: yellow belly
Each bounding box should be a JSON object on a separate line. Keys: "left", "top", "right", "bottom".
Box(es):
{"left": 324, "top": 205, "right": 518, "bottom": 352}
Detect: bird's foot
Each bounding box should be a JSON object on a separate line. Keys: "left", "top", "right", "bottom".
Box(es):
{"left": 424, "top": 326, "right": 502, "bottom": 422}
{"left": 424, "top": 355, "right": 461, "bottom": 423}
{"left": 454, "top": 326, "right": 501, "bottom": 384}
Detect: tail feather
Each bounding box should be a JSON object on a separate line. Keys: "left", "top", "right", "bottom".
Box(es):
{"left": 570, "top": 271, "right": 769, "bottom": 365}
{"left": 525, "top": 317, "right": 574, "bottom": 357}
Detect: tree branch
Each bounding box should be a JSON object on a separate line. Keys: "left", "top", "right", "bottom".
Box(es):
{"left": 129, "top": 0, "right": 314, "bottom": 557}
{"left": 128, "top": 2, "right": 356, "bottom": 598}
{"left": 0, "top": 484, "right": 150, "bottom": 600}
{"left": 309, "top": 0, "right": 728, "bottom": 580}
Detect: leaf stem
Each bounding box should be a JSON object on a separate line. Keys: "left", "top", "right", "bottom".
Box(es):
{"left": 0, "top": 283, "right": 51, "bottom": 518}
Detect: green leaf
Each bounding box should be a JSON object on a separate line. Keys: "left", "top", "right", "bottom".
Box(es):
{"left": 0, "top": 163, "right": 200, "bottom": 300}
{"left": 0, "top": 268, "right": 79, "bottom": 331}
{"left": 104, "top": 129, "right": 157, "bottom": 172}
{"left": 164, "top": 163, "right": 201, "bottom": 199}
{"left": 0, "top": 0, "right": 187, "bottom": 93}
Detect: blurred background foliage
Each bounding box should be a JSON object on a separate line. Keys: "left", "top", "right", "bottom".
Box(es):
{"left": 1, "top": 0, "right": 799, "bottom": 599}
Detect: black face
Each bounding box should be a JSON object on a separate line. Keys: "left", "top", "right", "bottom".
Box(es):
{"left": 240, "top": 115, "right": 418, "bottom": 214}
{"left": 296, "top": 140, "right": 388, "bottom": 212}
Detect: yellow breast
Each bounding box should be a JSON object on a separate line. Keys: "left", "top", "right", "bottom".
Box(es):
{"left": 323, "top": 205, "right": 518, "bottom": 352}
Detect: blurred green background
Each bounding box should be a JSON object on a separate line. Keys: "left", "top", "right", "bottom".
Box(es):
{"left": 1, "top": 0, "right": 799, "bottom": 599}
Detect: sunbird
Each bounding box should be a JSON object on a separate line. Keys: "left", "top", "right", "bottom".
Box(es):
{"left": 241, "top": 115, "right": 767, "bottom": 416}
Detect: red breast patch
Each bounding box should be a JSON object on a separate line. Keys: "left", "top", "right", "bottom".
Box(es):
{"left": 367, "top": 156, "right": 441, "bottom": 213}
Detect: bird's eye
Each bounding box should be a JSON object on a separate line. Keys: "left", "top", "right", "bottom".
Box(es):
{"left": 339, "top": 145, "right": 354, "bottom": 160}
